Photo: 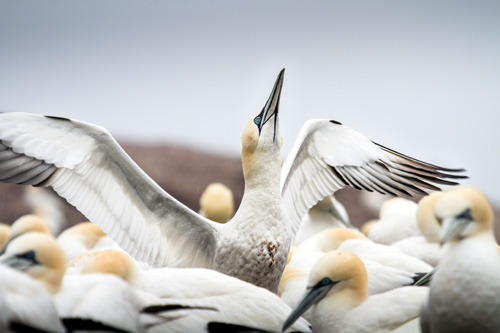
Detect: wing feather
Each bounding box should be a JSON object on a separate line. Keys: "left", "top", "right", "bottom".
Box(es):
{"left": 281, "top": 119, "right": 467, "bottom": 234}
{"left": 0, "top": 112, "right": 219, "bottom": 268}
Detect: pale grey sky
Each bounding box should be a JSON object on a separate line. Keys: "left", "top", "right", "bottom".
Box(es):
{"left": 1, "top": 1, "right": 499, "bottom": 204}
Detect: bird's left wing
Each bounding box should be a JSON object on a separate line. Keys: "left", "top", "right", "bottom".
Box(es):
{"left": 0, "top": 112, "right": 220, "bottom": 268}
{"left": 281, "top": 119, "right": 466, "bottom": 234}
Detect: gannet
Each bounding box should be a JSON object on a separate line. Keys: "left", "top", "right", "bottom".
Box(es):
{"left": 0, "top": 232, "right": 146, "bottom": 332}
{"left": 198, "top": 182, "right": 235, "bottom": 223}
{"left": 391, "top": 192, "right": 444, "bottom": 266}
{"left": 0, "top": 264, "right": 65, "bottom": 332}
{"left": 293, "top": 195, "right": 352, "bottom": 245}
{"left": 287, "top": 246, "right": 428, "bottom": 296}
{"left": 8, "top": 214, "right": 51, "bottom": 239}
{"left": 421, "top": 187, "right": 500, "bottom": 333}
{"left": 0, "top": 214, "right": 52, "bottom": 255}
{"left": 0, "top": 69, "right": 466, "bottom": 293}
{"left": 363, "top": 197, "right": 420, "bottom": 245}
{"left": 282, "top": 250, "right": 429, "bottom": 332}
{"left": 71, "top": 249, "right": 311, "bottom": 332}
{"left": 56, "top": 221, "right": 122, "bottom": 262}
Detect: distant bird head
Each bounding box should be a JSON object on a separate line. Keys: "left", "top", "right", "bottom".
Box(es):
{"left": 435, "top": 187, "right": 494, "bottom": 245}
{"left": 0, "top": 232, "right": 66, "bottom": 293}
{"left": 9, "top": 214, "right": 51, "bottom": 239}
{"left": 416, "top": 192, "right": 444, "bottom": 243}
{"left": 241, "top": 69, "right": 285, "bottom": 181}
{"left": 199, "top": 182, "right": 235, "bottom": 223}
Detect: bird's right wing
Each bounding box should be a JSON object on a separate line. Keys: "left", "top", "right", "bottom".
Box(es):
{"left": 281, "top": 119, "right": 467, "bottom": 235}
{"left": 0, "top": 113, "right": 220, "bottom": 268}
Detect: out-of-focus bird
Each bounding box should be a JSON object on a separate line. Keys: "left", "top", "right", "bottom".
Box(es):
{"left": 0, "top": 232, "right": 145, "bottom": 332}
{"left": 391, "top": 192, "right": 444, "bottom": 267}
{"left": 421, "top": 187, "right": 500, "bottom": 333}
{"left": 198, "top": 182, "right": 234, "bottom": 223}
{"left": 363, "top": 197, "right": 420, "bottom": 245}
{"left": 0, "top": 69, "right": 466, "bottom": 293}
{"left": 0, "top": 223, "right": 9, "bottom": 248}
{"left": 0, "top": 264, "right": 65, "bottom": 332}
{"left": 71, "top": 249, "right": 312, "bottom": 332}
{"left": 56, "top": 221, "right": 122, "bottom": 262}
{"left": 293, "top": 195, "right": 352, "bottom": 245}
{"left": 23, "top": 186, "right": 66, "bottom": 236}
{"left": 283, "top": 250, "right": 428, "bottom": 332}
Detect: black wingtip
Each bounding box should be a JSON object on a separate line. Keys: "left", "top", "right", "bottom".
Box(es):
{"left": 61, "top": 318, "right": 130, "bottom": 333}
{"left": 44, "top": 115, "right": 71, "bottom": 122}
{"left": 207, "top": 322, "right": 274, "bottom": 333}
{"left": 141, "top": 304, "right": 218, "bottom": 314}
{"left": 329, "top": 120, "right": 342, "bottom": 125}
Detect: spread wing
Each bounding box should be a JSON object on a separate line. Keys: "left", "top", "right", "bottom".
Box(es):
{"left": 281, "top": 119, "right": 467, "bottom": 234}
{"left": 0, "top": 112, "right": 220, "bottom": 268}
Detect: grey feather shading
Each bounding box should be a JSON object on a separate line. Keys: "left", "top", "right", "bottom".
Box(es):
{"left": 0, "top": 143, "right": 57, "bottom": 187}
{"left": 330, "top": 142, "right": 467, "bottom": 200}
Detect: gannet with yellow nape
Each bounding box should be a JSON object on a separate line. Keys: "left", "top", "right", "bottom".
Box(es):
{"left": 0, "top": 69, "right": 466, "bottom": 293}
{"left": 282, "top": 251, "right": 428, "bottom": 332}
{"left": 420, "top": 187, "right": 500, "bottom": 333}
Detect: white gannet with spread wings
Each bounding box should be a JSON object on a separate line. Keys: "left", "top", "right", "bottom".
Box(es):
{"left": 0, "top": 69, "right": 466, "bottom": 293}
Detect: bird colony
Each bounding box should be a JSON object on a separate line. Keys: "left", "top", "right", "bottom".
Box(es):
{"left": 0, "top": 70, "right": 496, "bottom": 332}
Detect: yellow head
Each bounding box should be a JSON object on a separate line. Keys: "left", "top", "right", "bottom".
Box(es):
{"left": 0, "top": 232, "right": 66, "bottom": 293}
{"left": 435, "top": 187, "right": 494, "bottom": 244}
{"left": 199, "top": 183, "right": 235, "bottom": 223}
{"left": 9, "top": 214, "right": 51, "bottom": 239}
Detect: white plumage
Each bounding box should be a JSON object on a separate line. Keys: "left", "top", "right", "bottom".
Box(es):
{"left": 421, "top": 187, "right": 500, "bottom": 333}
{"left": 71, "top": 249, "right": 311, "bottom": 332}
{"left": 0, "top": 70, "right": 465, "bottom": 294}
{"left": 391, "top": 192, "right": 444, "bottom": 267}
{"left": 0, "top": 264, "right": 65, "bottom": 333}
{"left": 283, "top": 250, "right": 429, "bottom": 333}
{"left": 364, "top": 197, "right": 420, "bottom": 245}
{"left": 293, "top": 195, "right": 351, "bottom": 245}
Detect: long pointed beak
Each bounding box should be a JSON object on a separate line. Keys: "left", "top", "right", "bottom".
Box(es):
{"left": 439, "top": 209, "right": 472, "bottom": 245}
{"left": 282, "top": 280, "right": 333, "bottom": 332}
{"left": 0, "top": 254, "right": 32, "bottom": 271}
{"left": 412, "top": 268, "right": 436, "bottom": 286}
{"left": 258, "top": 68, "right": 285, "bottom": 134}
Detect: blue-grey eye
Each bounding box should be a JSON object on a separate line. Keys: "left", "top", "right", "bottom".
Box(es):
{"left": 321, "top": 278, "right": 331, "bottom": 285}
{"left": 22, "top": 251, "right": 36, "bottom": 260}
{"left": 254, "top": 116, "right": 261, "bottom": 125}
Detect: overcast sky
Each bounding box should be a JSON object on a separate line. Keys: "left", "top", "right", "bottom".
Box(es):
{"left": 1, "top": 1, "right": 499, "bottom": 204}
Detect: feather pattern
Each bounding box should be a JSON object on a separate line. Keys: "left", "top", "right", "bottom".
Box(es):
{"left": 0, "top": 113, "right": 220, "bottom": 268}
{"left": 281, "top": 119, "right": 466, "bottom": 234}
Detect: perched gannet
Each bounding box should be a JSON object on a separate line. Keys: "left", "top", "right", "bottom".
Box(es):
{"left": 23, "top": 186, "right": 65, "bottom": 235}
{"left": 391, "top": 192, "right": 444, "bottom": 267}
{"left": 0, "top": 263, "right": 65, "bottom": 332}
{"left": 71, "top": 249, "right": 311, "bottom": 332}
{"left": 287, "top": 246, "right": 427, "bottom": 296}
{"left": 198, "top": 182, "right": 235, "bottom": 223}
{"left": 0, "top": 232, "right": 145, "bottom": 332}
{"left": 57, "top": 221, "right": 122, "bottom": 262}
{"left": 0, "top": 214, "right": 51, "bottom": 255}
{"left": 0, "top": 70, "right": 466, "bottom": 293}
{"left": 421, "top": 187, "right": 500, "bottom": 333}
{"left": 283, "top": 251, "right": 429, "bottom": 332}
{"left": 293, "top": 195, "right": 351, "bottom": 245}
{"left": 0, "top": 223, "right": 9, "bottom": 248}
{"left": 364, "top": 197, "right": 420, "bottom": 245}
